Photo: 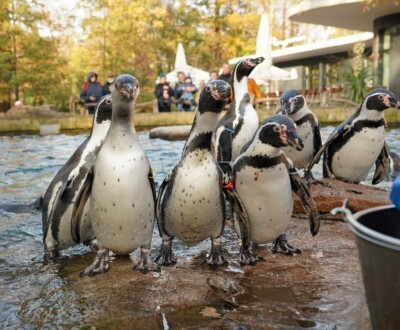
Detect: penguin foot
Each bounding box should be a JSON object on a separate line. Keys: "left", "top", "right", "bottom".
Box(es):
{"left": 134, "top": 247, "right": 161, "bottom": 274}
{"left": 45, "top": 247, "right": 59, "bottom": 260}
{"left": 272, "top": 234, "right": 302, "bottom": 255}
{"left": 80, "top": 248, "right": 109, "bottom": 277}
{"left": 154, "top": 241, "right": 176, "bottom": 266}
{"left": 204, "top": 244, "right": 228, "bottom": 270}
{"left": 240, "top": 246, "right": 264, "bottom": 266}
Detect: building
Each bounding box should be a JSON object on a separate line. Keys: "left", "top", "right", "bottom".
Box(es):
{"left": 276, "top": 0, "right": 400, "bottom": 96}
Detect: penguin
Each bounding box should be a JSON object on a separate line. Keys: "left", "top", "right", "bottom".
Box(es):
{"left": 155, "top": 80, "right": 259, "bottom": 268}
{"left": 305, "top": 88, "right": 400, "bottom": 184}
{"left": 232, "top": 114, "right": 320, "bottom": 254}
{"left": 72, "top": 74, "right": 159, "bottom": 276}
{"left": 42, "top": 95, "right": 112, "bottom": 258}
{"left": 278, "top": 90, "right": 322, "bottom": 172}
{"left": 389, "top": 151, "right": 400, "bottom": 179}
{"left": 213, "top": 57, "right": 264, "bottom": 163}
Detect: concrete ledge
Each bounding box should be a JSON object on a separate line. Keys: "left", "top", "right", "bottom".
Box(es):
{"left": 1, "top": 108, "right": 399, "bottom": 133}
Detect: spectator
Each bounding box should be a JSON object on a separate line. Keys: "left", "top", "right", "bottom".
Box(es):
{"left": 155, "top": 73, "right": 174, "bottom": 112}
{"left": 174, "top": 71, "right": 185, "bottom": 100}
{"left": 80, "top": 71, "right": 103, "bottom": 115}
{"left": 218, "top": 63, "right": 232, "bottom": 86}
{"left": 177, "top": 76, "right": 198, "bottom": 112}
{"left": 209, "top": 70, "right": 218, "bottom": 81}
{"left": 102, "top": 72, "right": 115, "bottom": 95}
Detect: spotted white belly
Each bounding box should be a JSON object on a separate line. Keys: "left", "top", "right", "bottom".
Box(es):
{"left": 235, "top": 163, "right": 293, "bottom": 244}
{"left": 232, "top": 109, "right": 259, "bottom": 160}
{"left": 163, "top": 151, "right": 224, "bottom": 244}
{"left": 282, "top": 122, "right": 314, "bottom": 169}
{"left": 331, "top": 126, "right": 385, "bottom": 182}
{"left": 91, "top": 144, "right": 154, "bottom": 255}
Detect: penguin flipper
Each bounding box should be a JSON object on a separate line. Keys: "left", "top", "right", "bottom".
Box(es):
{"left": 304, "top": 130, "right": 340, "bottom": 183}
{"left": 372, "top": 142, "right": 390, "bottom": 185}
{"left": 155, "top": 172, "right": 171, "bottom": 238}
{"left": 290, "top": 168, "right": 320, "bottom": 236}
{"left": 71, "top": 169, "right": 94, "bottom": 243}
{"left": 313, "top": 123, "right": 323, "bottom": 160}
{"left": 217, "top": 129, "right": 233, "bottom": 162}
{"left": 148, "top": 168, "right": 156, "bottom": 204}
{"left": 44, "top": 177, "right": 73, "bottom": 239}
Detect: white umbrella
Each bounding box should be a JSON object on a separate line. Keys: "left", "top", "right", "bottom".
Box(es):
{"left": 229, "top": 13, "right": 297, "bottom": 84}
{"left": 163, "top": 43, "right": 210, "bottom": 87}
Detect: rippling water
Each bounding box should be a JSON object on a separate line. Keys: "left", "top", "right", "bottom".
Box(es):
{"left": 0, "top": 127, "right": 398, "bottom": 327}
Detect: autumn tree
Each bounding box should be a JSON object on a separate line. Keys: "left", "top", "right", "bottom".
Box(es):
{"left": 0, "top": 0, "right": 68, "bottom": 108}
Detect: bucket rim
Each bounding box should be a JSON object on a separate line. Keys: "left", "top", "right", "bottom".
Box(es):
{"left": 350, "top": 204, "right": 400, "bottom": 249}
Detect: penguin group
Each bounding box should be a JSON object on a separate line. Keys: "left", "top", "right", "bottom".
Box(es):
{"left": 42, "top": 65, "right": 400, "bottom": 277}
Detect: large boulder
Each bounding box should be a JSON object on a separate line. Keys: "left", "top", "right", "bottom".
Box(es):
{"left": 149, "top": 125, "right": 191, "bottom": 141}
{"left": 294, "top": 178, "right": 391, "bottom": 216}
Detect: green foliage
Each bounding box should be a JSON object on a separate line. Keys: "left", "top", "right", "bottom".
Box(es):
{"left": 344, "top": 66, "right": 371, "bottom": 104}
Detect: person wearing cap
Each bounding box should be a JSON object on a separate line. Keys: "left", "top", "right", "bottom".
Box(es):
{"left": 102, "top": 72, "right": 115, "bottom": 95}
{"left": 155, "top": 73, "right": 174, "bottom": 112}
{"left": 79, "top": 71, "right": 103, "bottom": 115}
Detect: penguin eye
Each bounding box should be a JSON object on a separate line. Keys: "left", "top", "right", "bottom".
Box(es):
{"left": 273, "top": 126, "right": 281, "bottom": 133}
{"left": 378, "top": 94, "right": 385, "bottom": 100}
{"left": 205, "top": 85, "right": 212, "bottom": 93}
{"left": 106, "top": 99, "right": 112, "bottom": 104}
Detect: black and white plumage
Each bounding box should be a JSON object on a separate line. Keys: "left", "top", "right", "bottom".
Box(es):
{"left": 278, "top": 90, "right": 322, "bottom": 170}
{"left": 42, "top": 95, "right": 112, "bottom": 258}
{"left": 305, "top": 88, "right": 400, "bottom": 184}
{"left": 155, "top": 80, "right": 257, "bottom": 268}
{"left": 232, "top": 114, "right": 319, "bottom": 252}
{"left": 72, "top": 74, "right": 159, "bottom": 276}
{"left": 389, "top": 151, "right": 400, "bottom": 179}
{"left": 213, "top": 57, "right": 264, "bottom": 162}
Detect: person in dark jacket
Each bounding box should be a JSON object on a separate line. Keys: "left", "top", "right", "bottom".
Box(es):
{"left": 155, "top": 74, "right": 174, "bottom": 112}
{"left": 102, "top": 72, "right": 115, "bottom": 95}
{"left": 218, "top": 63, "right": 233, "bottom": 86}
{"left": 80, "top": 71, "right": 103, "bottom": 115}
{"left": 173, "top": 71, "right": 185, "bottom": 100}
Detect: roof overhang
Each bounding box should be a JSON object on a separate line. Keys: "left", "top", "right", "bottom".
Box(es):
{"left": 289, "top": 0, "right": 400, "bottom": 31}
{"left": 272, "top": 32, "right": 373, "bottom": 64}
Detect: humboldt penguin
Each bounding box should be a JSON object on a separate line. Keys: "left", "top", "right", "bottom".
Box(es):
{"left": 72, "top": 74, "right": 159, "bottom": 276}
{"left": 233, "top": 114, "right": 320, "bottom": 254}
{"left": 305, "top": 89, "right": 400, "bottom": 184}
{"left": 155, "top": 80, "right": 259, "bottom": 268}
{"left": 278, "top": 90, "right": 322, "bottom": 173}
{"left": 42, "top": 95, "right": 112, "bottom": 258}
{"left": 213, "top": 57, "right": 264, "bottom": 162}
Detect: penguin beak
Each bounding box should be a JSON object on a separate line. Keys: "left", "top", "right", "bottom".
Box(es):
{"left": 283, "top": 129, "right": 303, "bottom": 151}
{"left": 252, "top": 57, "right": 265, "bottom": 65}
{"left": 281, "top": 103, "right": 290, "bottom": 116}
{"left": 389, "top": 97, "right": 400, "bottom": 109}
{"left": 120, "top": 82, "right": 137, "bottom": 100}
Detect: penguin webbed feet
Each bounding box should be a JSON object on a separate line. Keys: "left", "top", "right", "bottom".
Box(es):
{"left": 204, "top": 240, "right": 228, "bottom": 270}
{"left": 303, "top": 170, "right": 316, "bottom": 186}
{"left": 80, "top": 248, "right": 110, "bottom": 277}
{"left": 272, "top": 234, "right": 302, "bottom": 255}
{"left": 239, "top": 245, "right": 264, "bottom": 266}
{"left": 134, "top": 246, "right": 161, "bottom": 274}
{"left": 154, "top": 240, "right": 177, "bottom": 267}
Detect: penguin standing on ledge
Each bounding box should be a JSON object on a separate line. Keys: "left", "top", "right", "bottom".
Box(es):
{"left": 155, "top": 80, "right": 259, "bottom": 268}
{"left": 73, "top": 74, "right": 159, "bottom": 276}
{"left": 42, "top": 95, "right": 112, "bottom": 258}
{"left": 213, "top": 57, "right": 264, "bottom": 162}
{"left": 278, "top": 90, "right": 322, "bottom": 173}
{"left": 233, "top": 114, "right": 320, "bottom": 254}
{"left": 305, "top": 88, "right": 400, "bottom": 184}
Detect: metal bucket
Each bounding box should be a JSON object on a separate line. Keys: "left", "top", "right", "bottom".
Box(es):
{"left": 332, "top": 202, "right": 400, "bottom": 330}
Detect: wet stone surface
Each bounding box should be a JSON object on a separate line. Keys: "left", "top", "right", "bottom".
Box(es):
{"left": 48, "top": 218, "right": 371, "bottom": 329}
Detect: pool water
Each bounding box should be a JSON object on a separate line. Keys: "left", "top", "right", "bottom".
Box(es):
{"left": 0, "top": 126, "right": 398, "bottom": 327}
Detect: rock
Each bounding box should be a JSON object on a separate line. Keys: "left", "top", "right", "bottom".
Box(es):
{"left": 149, "top": 125, "right": 191, "bottom": 140}
{"left": 57, "top": 218, "right": 371, "bottom": 328}
{"left": 294, "top": 178, "right": 391, "bottom": 216}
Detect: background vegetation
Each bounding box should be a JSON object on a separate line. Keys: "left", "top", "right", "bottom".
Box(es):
{"left": 0, "top": 0, "right": 395, "bottom": 110}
